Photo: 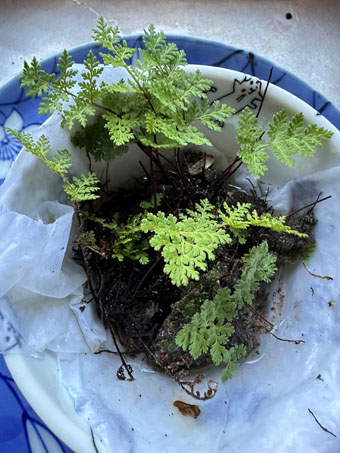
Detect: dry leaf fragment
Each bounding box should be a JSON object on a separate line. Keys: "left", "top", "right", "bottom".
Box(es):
{"left": 173, "top": 400, "right": 201, "bottom": 418}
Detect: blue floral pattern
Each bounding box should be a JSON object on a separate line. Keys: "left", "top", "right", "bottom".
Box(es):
{"left": 0, "top": 36, "right": 339, "bottom": 453}
{"left": 0, "top": 110, "right": 40, "bottom": 183}
{"left": 0, "top": 366, "right": 71, "bottom": 453}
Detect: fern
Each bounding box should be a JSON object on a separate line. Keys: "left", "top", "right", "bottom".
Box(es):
{"left": 95, "top": 198, "right": 308, "bottom": 287}
{"left": 268, "top": 110, "right": 333, "bottom": 165}
{"left": 64, "top": 173, "right": 100, "bottom": 201}
{"left": 236, "top": 108, "right": 269, "bottom": 179}
{"left": 219, "top": 202, "right": 308, "bottom": 239}
{"left": 236, "top": 107, "right": 333, "bottom": 179}
{"left": 176, "top": 241, "right": 276, "bottom": 381}
{"left": 12, "top": 17, "right": 330, "bottom": 386}
{"left": 93, "top": 214, "right": 150, "bottom": 264}
{"left": 76, "top": 230, "right": 105, "bottom": 256}
{"left": 20, "top": 17, "right": 234, "bottom": 155}
{"left": 140, "top": 199, "right": 232, "bottom": 286}
{"left": 8, "top": 129, "right": 100, "bottom": 202}
{"left": 139, "top": 199, "right": 305, "bottom": 286}
{"left": 71, "top": 115, "right": 127, "bottom": 162}
{"left": 18, "top": 18, "right": 332, "bottom": 178}
{"left": 232, "top": 240, "right": 277, "bottom": 307}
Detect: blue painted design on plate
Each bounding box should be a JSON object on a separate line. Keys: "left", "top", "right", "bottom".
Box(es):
{"left": 0, "top": 35, "right": 340, "bottom": 452}
{"left": 0, "top": 356, "right": 72, "bottom": 453}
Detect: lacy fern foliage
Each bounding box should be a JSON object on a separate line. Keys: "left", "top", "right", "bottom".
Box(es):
{"left": 175, "top": 241, "right": 277, "bottom": 381}
{"left": 141, "top": 199, "right": 231, "bottom": 286}
{"left": 236, "top": 107, "right": 333, "bottom": 179}
{"left": 93, "top": 214, "right": 150, "bottom": 264}
{"left": 20, "top": 17, "right": 234, "bottom": 154}
{"left": 12, "top": 17, "right": 332, "bottom": 385}
{"left": 18, "top": 17, "right": 333, "bottom": 179}
{"left": 93, "top": 198, "right": 308, "bottom": 287}
{"left": 140, "top": 198, "right": 305, "bottom": 286}
{"left": 219, "top": 201, "right": 308, "bottom": 243}
{"left": 9, "top": 129, "right": 100, "bottom": 202}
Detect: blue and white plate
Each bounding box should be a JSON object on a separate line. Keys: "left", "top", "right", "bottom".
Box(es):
{"left": 1, "top": 35, "right": 339, "bottom": 453}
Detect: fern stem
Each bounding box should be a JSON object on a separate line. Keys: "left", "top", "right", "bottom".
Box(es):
{"left": 119, "top": 59, "right": 157, "bottom": 114}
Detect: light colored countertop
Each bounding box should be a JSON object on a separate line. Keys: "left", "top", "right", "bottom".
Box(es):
{"left": 1, "top": 0, "right": 340, "bottom": 109}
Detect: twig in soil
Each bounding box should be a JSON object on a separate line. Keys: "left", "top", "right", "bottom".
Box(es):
{"left": 74, "top": 202, "right": 103, "bottom": 310}
{"left": 174, "top": 149, "right": 196, "bottom": 207}
{"left": 137, "top": 334, "right": 218, "bottom": 401}
{"left": 139, "top": 159, "right": 150, "bottom": 180}
{"left": 86, "top": 148, "right": 93, "bottom": 173}
{"left": 157, "top": 150, "right": 177, "bottom": 171}
{"left": 286, "top": 193, "right": 331, "bottom": 220}
{"left": 247, "top": 306, "right": 305, "bottom": 344}
{"left": 94, "top": 349, "right": 124, "bottom": 355}
{"left": 211, "top": 156, "right": 243, "bottom": 194}
{"left": 109, "top": 327, "right": 135, "bottom": 381}
{"left": 308, "top": 408, "right": 337, "bottom": 438}
{"left": 130, "top": 253, "right": 162, "bottom": 301}
{"left": 98, "top": 163, "right": 111, "bottom": 195}
{"left": 269, "top": 331, "right": 305, "bottom": 345}
{"left": 303, "top": 263, "right": 333, "bottom": 281}
{"left": 247, "top": 304, "right": 274, "bottom": 329}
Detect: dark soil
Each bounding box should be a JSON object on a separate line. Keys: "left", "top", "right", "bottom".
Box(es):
{"left": 73, "top": 151, "right": 316, "bottom": 380}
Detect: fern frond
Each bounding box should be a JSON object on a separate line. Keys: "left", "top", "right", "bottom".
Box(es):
{"left": 220, "top": 345, "right": 247, "bottom": 381}
{"left": 78, "top": 50, "right": 104, "bottom": 103}
{"left": 8, "top": 130, "right": 72, "bottom": 182}
{"left": 8, "top": 130, "right": 100, "bottom": 202}
{"left": 232, "top": 241, "right": 277, "bottom": 307}
{"left": 236, "top": 107, "right": 269, "bottom": 179}
{"left": 175, "top": 241, "right": 276, "bottom": 380}
{"left": 72, "top": 116, "right": 128, "bottom": 161}
{"left": 102, "top": 113, "right": 137, "bottom": 146}
{"left": 93, "top": 214, "right": 150, "bottom": 264}
{"left": 268, "top": 110, "right": 333, "bottom": 166}
{"left": 219, "top": 201, "right": 308, "bottom": 238}
{"left": 236, "top": 107, "right": 333, "bottom": 179}
{"left": 64, "top": 173, "right": 100, "bottom": 201}
{"left": 141, "top": 200, "right": 231, "bottom": 286}
{"left": 91, "top": 16, "right": 121, "bottom": 52}
{"left": 198, "top": 99, "right": 235, "bottom": 131}
{"left": 246, "top": 211, "right": 308, "bottom": 237}
{"left": 20, "top": 57, "right": 56, "bottom": 98}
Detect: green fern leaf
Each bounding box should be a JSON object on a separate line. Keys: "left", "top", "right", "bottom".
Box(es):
{"left": 221, "top": 345, "right": 247, "bottom": 381}
{"left": 232, "top": 241, "right": 277, "bottom": 307}
{"left": 268, "top": 109, "right": 333, "bottom": 166}
{"left": 236, "top": 107, "right": 269, "bottom": 179}
{"left": 65, "top": 173, "right": 100, "bottom": 201}
{"left": 91, "top": 17, "right": 120, "bottom": 51}
{"left": 141, "top": 200, "right": 231, "bottom": 286}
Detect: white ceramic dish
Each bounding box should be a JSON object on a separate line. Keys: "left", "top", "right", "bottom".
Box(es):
{"left": 3, "top": 64, "right": 340, "bottom": 452}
